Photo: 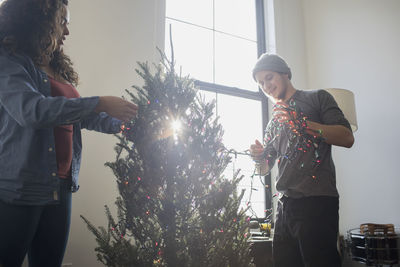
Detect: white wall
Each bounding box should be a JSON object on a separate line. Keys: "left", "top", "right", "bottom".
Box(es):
{"left": 62, "top": 1, "right": 165, "bottom": 266}
{"left": 274, "top": 0, "right": 400, "bottom": 265}
{"left": 272, "top": 0, "right": 309, "bottom": 89}
{"left": 302, "top": 0, "right": 400, "bottom": 229}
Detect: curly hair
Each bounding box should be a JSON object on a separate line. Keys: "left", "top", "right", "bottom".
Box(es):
{"left": 0, "top": 0, "right": 78, "bottom": 85}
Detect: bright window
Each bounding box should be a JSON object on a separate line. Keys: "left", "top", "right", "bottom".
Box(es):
{"left": 165, "top": 0, "right": 269, "bottom": 218}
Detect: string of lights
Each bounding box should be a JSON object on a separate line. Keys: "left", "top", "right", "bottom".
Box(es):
{"left": 223, "top": 148, "right": 274, "bottom": 222}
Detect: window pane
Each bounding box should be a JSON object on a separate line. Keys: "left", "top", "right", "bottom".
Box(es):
{"left": 166, "top": 0, "right": 213, "bottom": 29}
{"left": 217, "top": 94, "right": 262, "bottom": 154}
{"left": 214, "top": 32, "right": 258, "bottom": 91}
{"left": 215, "top": 0, "right": 257, "bottom": 41}
{"left": 165, "top": 19, "right": 213, "bottom": 82}
{"left": 230, "top": 153, "right": 266, "bottom": 218}
{"left": 167, "top": 0, "right": 266, "bottom": 218}
{"left": 216, "top": 94, "right": 264, "bottom": 217}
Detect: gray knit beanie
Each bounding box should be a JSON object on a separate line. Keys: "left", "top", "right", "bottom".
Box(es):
{"left": 252, "top": 53, "right": 292, "bottom": 81}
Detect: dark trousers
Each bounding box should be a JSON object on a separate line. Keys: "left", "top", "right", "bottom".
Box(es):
{"left": 273, "top": 196, "right": 341, "bottom": 267}
{"left": 0, "top": 179, "right": 72, "bottom": 267}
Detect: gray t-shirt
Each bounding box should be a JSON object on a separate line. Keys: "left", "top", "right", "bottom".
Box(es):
{"left": 263, "top": 89, "right": 351, "bottom": 198}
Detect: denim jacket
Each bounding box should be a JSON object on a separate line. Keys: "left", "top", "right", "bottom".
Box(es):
{"left": 0, "top": 47, "right": 121, "bottom": 205}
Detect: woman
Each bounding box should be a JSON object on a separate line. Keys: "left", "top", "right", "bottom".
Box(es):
{"left": 0, "top": 0, "right": 138, "bottom": 266}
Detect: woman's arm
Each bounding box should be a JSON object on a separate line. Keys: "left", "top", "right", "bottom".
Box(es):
{"left": 94, "top": 96, "right": 138, "bottom": 123}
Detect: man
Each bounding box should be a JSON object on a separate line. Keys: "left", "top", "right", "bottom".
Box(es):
{"left": 249, "top": 53, "right": 354, "bottom": 267}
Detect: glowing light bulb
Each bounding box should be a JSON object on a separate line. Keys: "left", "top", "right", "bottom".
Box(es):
{"left": 171, "top": 120, "right": 182, "bottom": 132}
{"left": 171, "top": 119, "right": 182, "bottom": 141}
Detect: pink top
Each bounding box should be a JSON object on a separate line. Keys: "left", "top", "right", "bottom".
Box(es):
{"left": 50, "top": 77, "right": 80, "bottom": 179}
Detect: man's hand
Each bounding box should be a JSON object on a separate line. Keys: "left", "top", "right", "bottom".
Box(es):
{"left": 250, "top": 139, "right": 270, "bottom": 175}
{"left": 95, "top": 96, "right": 138, "bottom": 122}
{"left": 273, "top": 101, "right": 298, "bottom": 125}
{"left": 250, "top": 139, "right": 265, "bottom": 162}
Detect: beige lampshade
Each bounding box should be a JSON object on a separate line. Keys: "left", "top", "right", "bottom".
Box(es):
{"left": 325, "top": 88, "right": 358, "bottom": 132}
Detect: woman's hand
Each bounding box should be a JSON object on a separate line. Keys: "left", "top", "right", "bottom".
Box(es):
{"left": 95, "top": 96, "right": 138, "bottom": 122}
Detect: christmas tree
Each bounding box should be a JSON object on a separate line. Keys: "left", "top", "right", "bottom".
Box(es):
{"left": 81, "top": 50, "right": 254, "bottom": 267}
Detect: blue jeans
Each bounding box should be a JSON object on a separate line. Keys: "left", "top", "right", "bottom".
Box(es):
{"left": 0, "top": 179, "right": 72, "bottom": 267}
{"left": 273, "top": 196, "right": 341, "bottom": 267}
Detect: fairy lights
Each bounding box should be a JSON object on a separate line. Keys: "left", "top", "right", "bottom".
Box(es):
{"left": 264, "top": 99, "right": 323, "bottom": 169}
